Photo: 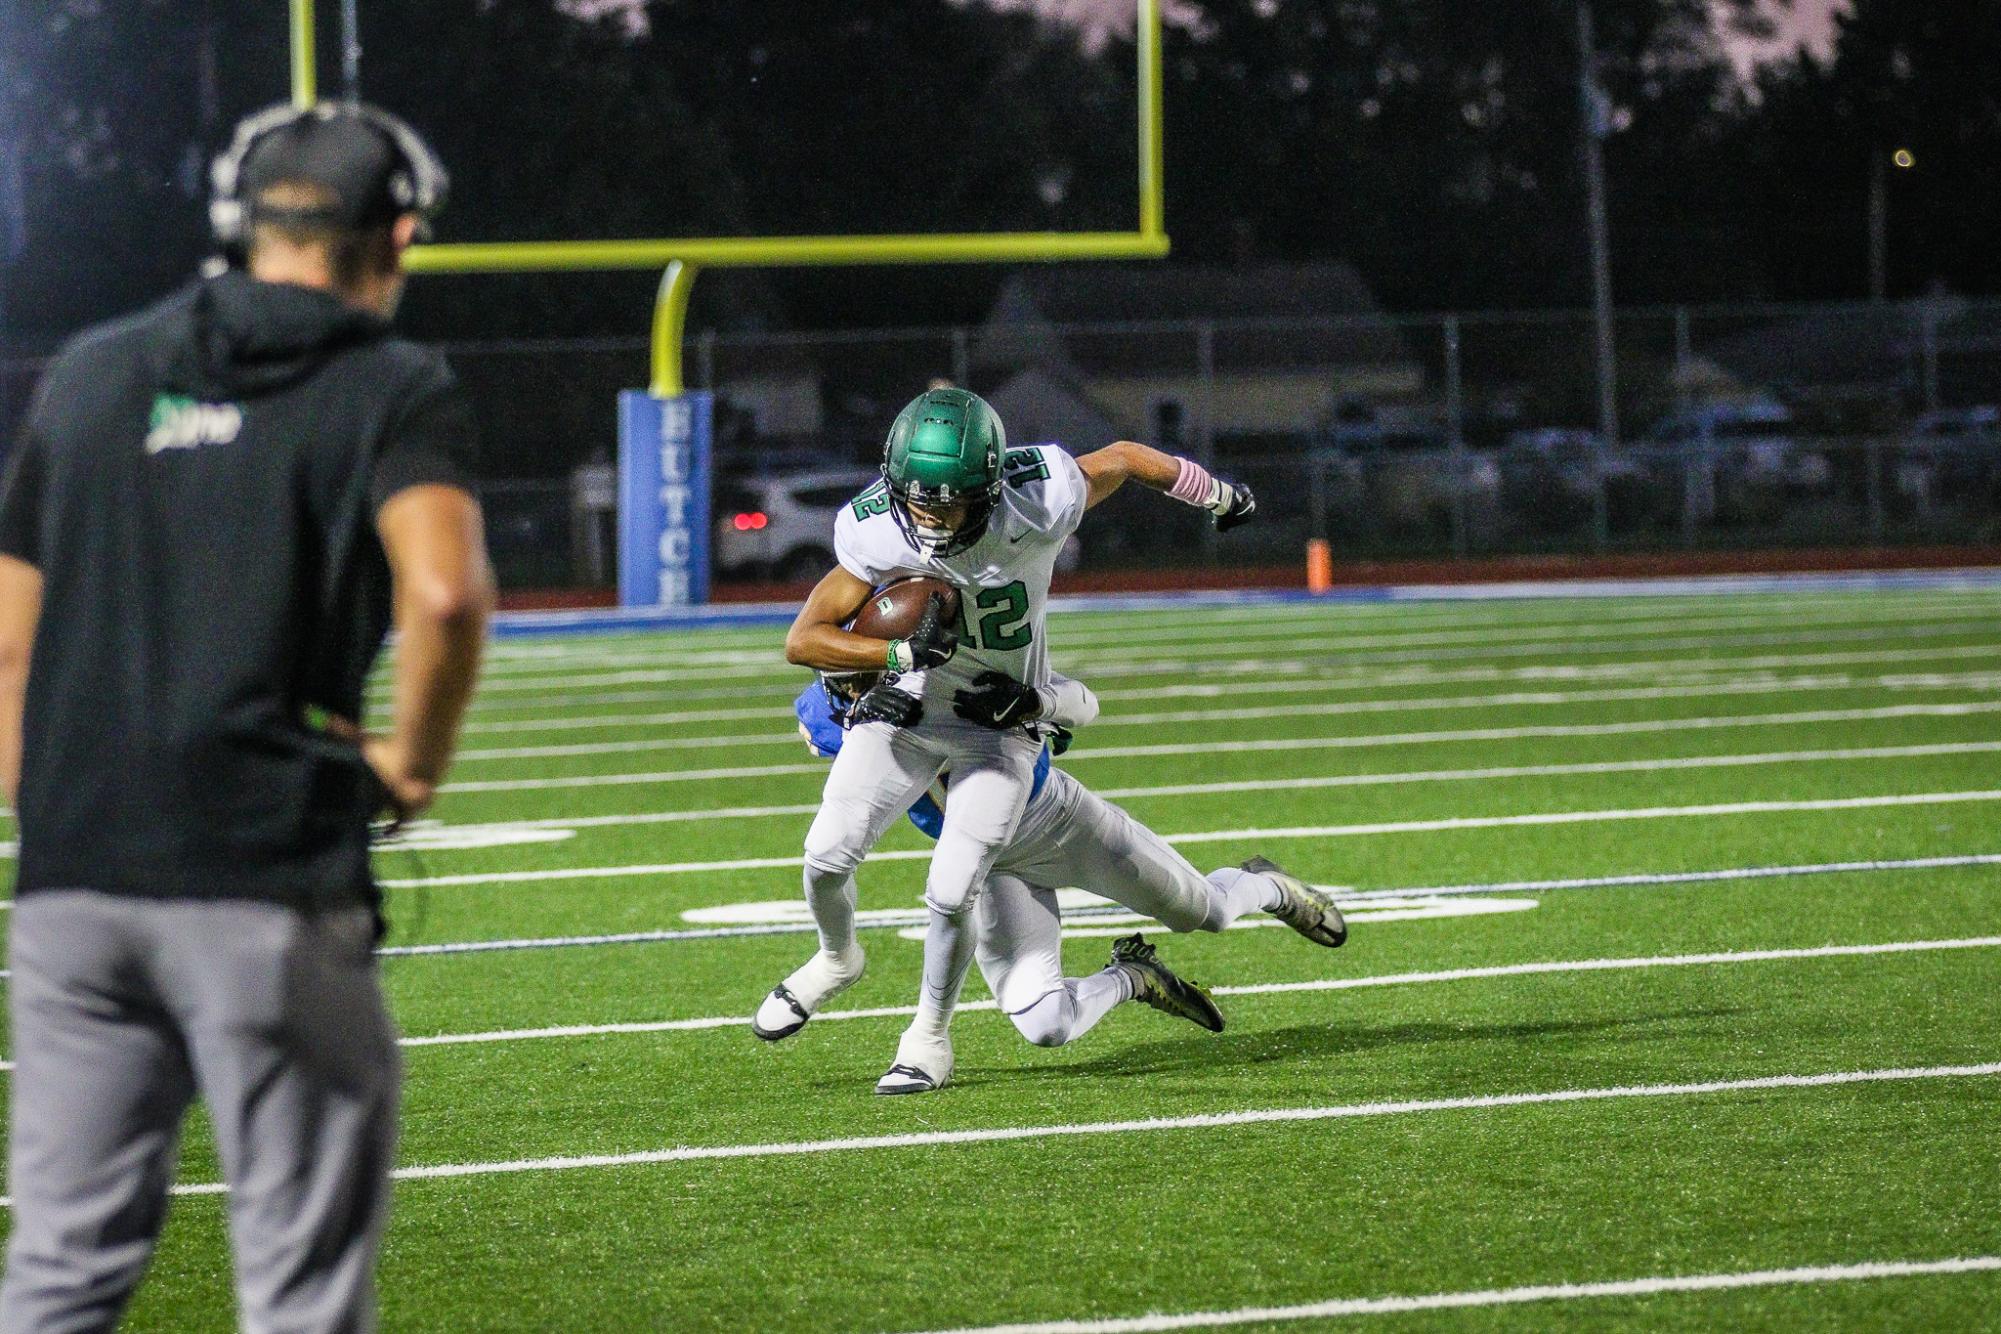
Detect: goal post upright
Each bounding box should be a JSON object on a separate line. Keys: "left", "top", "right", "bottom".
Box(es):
{"left": 290, "top": 0, "right": 316, "bottom": 108}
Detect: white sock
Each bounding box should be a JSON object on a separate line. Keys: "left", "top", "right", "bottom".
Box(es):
{"left": 1067, "top": 968, "right": 1133, "bottom": 1035}
{"left": 803, "top": 861, "right": 861, "bottom": 960}
{"left": 1201, "top": 866, "right": 1284, "bottom": 931}
{"left": 911, "top": 906, "right": 977, "bottom": 1042}
{"left": 778, "top": 946, "right": 864, "bottom": 1012}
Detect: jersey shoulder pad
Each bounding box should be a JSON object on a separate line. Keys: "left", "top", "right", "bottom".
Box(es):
{"left": 1002, "top": 444, "right": 1086, "bottom": 538}
{"left": 847, "top": 478, "right": 892, "bottom": 523}
{"left": 834, "top": 482, "right": 910, "bottom": 583}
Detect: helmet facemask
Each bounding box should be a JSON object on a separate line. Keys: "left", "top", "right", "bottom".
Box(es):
{"left": 886, "top": 475, "right": 1000, "bottom": 558}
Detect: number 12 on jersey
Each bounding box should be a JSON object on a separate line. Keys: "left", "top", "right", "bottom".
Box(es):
{"left": 956, "top": 580, "right": 1032, "bottom": 650}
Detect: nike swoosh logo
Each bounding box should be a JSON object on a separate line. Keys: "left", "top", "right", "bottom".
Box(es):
{"left": 1009, "top": 530, "right": 1028, "bottom": 543}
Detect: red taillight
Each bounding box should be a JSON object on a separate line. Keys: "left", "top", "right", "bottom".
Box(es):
{"left": 731, "top": 511, "right": 769, "bottom": 531}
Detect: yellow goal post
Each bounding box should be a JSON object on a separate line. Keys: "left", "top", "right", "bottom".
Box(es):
{"left": 287, "top": 0, "right": 1170, "bottom": 395}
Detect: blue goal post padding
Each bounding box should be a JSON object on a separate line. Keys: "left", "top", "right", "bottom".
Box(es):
{"left": 617, "top": 389, "right": 713, "bottom": 608}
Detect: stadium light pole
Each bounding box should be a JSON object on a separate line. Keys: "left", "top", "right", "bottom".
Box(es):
{"left": 339, "top": 0, "right": 361, "bottom": 102}
{"left": 1868, "top": 148, "right": 1914, "bottom": 302}
{"left": 1576, "top": 0, "right": 1618, "bottom": 549}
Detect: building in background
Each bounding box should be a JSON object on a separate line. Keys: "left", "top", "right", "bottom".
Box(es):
{"left": 970, "top": 262, "right": 1421, "bottom": 453}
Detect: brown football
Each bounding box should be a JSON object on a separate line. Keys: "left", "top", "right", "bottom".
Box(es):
{"left": 849, "top": 576, "right": 961, "bottom": 642}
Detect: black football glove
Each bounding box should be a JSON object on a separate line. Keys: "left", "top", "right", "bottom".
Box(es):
{"left": 849, "top": 681, "right": 922, "bottom": 729}
{"left": 888, "top": 592, "right": 960, "bottom": 673}
{"left": 952, "top": 670, "right": 1042, "bottom": 730}
{"left": 1212, "top": 478, "right": 1257, "bottom": 532}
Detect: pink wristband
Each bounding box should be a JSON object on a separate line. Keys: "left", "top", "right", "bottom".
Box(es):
{"left": 1168, "top": 457, "right": 1213, "bottom": 505}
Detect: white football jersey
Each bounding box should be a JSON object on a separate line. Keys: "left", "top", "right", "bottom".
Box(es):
{"left": 834, "top": 443, "right": 1087, "bottom": 703}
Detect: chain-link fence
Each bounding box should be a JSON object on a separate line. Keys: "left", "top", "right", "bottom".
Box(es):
{"left": 6, "top": 297, "right": 2000, "bottom": 587}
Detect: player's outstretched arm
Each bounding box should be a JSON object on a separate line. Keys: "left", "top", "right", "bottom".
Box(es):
{"left": 1076, "top": 440, "right": 1256, "bottom": 530}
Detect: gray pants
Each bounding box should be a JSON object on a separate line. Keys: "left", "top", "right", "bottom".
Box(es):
{"left": 0, "top": 892, "right": 400, "bottom": 1334}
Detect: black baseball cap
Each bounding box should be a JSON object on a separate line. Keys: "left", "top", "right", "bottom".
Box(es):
{"left": 240, "top": 112, "right": 407, "bottom": 232}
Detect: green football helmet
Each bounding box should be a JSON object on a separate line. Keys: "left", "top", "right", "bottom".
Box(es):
{"left": 881, "top": 388, "right": 1005, "bottom": 557}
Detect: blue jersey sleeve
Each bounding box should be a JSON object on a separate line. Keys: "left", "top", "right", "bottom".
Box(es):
{"left": 794, "top": 684, "right": 847, "bottom": 758}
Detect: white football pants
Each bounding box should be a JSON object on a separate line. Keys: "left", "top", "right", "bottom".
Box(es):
{"left": 975, "top": 769, "right": 1266, "bottom": 1045}
{"left": 801, "top": 713, "right": 1041, "bottom": 928}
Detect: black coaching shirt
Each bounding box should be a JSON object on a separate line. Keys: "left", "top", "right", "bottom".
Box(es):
{"left": 0, "top": 272, "right": 476, "bottom": 906}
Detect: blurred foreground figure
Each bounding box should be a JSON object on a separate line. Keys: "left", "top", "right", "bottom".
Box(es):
{"left": 0, "top": 102, "right": 492, "bottom": 1333}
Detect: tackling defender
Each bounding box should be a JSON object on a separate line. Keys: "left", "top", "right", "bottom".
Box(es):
{"left": 761, "top": 386, "right": 1258, "bottom": 1091}
{"left": 783, "top": 673, "right": 1346, "bottom": 1091}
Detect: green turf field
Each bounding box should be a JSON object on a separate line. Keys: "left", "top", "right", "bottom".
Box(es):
{"left": 12, "top": 582, "right": 2001, "bottom": 1330}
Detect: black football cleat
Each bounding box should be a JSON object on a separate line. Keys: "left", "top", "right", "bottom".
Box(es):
{"left": 1110, "top": 934, "right": 1225, "bottom": 1033}
{"left": 1243, "top": 856, "right": 1347, "bottom": 948}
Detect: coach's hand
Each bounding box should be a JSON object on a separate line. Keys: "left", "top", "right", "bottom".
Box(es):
{"left": 1211, "top": 477, "right": 1257, "bottom": 532}
{"left": 952, "top": 671, "right": 1043, "bottom": 729}
{"left": 849, "top": 683, "right": 923, "bottom": 729}
{"left": 888, "top": 592, "right": 959, "bottom": 673}
{"left": 362, "top": 735, "right": 437, "bottom": 832}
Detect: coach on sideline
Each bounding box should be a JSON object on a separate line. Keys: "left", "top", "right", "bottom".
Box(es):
{"left": 0, "top": 101, "right": 492, "bottom": 1332}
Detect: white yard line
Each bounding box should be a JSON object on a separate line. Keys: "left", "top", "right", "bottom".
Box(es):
{"left": 412, "top": 618, "right": 2000, "bottom": 697}
{"left": 906, "top": 1256, "right": 2001, "bottom": 1334}
{"left": 1340, "top": 853, "right": 2001, "bottom": 902}
{"left": 476, "top": 588, "right": 2001, "bottom": 662}
{"left": 466, "top": 678, "right": 806, "bottom": 716}
{"left": 446, "top": 676, "right": 2001, "bottom": 762}
{"left": 412, "top": 741, "right": 2001, "bottom": 837}
{"left": 450, "top": 642, "right": 2001, "bottom": 717}
{"left": 471, "top": 590, "right": 2001, "bottom": 663}
{"left": 439, "top": 761, "right": 827, "bottom": 793}
{"left": 451, "top": 647, "right": 2001, "bottom": 735}
{"left": 462, "top": 599, "right": 1994, "bottom": 678}
{"left": 371, "top": 858, "right": 2001, "bottom": 957}
{"left": 1019, "top": 702, "right": 2001, "bottom": 765}
{"left": 383, "top": 937, "right": 2001, "bottom": 1044}
{"left": 435, "top": 701, "right": 2001, "bottom": 793}
{"left": 456, "top": 599, "right": 1882, "bottom": 672}
{"left": 1160, "top": 789, "right": 2001, "bottom": 847}
{"left": 420, "top": 801, "right": 826, "bottom": 832}
{"left": 384, "top": 789, "right": 2001, "bottom": 886}
{"left": 23, "top": 1062, "right": 1990, "bottom": 1205}
{"left": 456, "top": 731, "right": 797, "bottom": 761}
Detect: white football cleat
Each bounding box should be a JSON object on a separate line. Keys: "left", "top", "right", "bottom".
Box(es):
{"left": 874, "top": 1028, "right": 953, "bottom": 1096}
{"left": 752, "top": 947, "right": 865, "bottom": 1041}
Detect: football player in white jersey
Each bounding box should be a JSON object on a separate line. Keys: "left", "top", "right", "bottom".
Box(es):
{"left": 787, "top": 671, "right": 1347, "bottom": 1091}
{"left": 757, "top": 386, "right": 1258, "bottom": 1092}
